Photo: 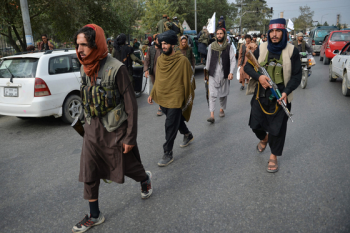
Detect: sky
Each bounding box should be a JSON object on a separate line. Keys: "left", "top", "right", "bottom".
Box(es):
{"left": 228, "top": 0, "right": 350, "bottom": 26}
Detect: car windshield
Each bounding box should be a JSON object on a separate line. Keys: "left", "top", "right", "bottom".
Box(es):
{"left": 315, "top": 30, "right": 333, "bottom": 38}
{"left": 0, "top": 58, "right": 38, "bottom": 78}
{"left": 330, "top": 32, "right": 350, "bottom": 41}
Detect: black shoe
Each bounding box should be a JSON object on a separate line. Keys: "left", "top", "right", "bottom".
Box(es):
{"left": 240, "top": 86, "right": 245, "bottom": 90}
{"left": 141, "top": 171, "right": 153, "bottom": 199}
{"left": 158, "top": 151, "right": 174, "bottom": 167}
{"left": 180, "top": 132, "right": 194, "bottom": 148}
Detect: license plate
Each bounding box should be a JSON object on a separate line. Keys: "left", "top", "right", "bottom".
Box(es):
{"left": 301, "top": 58, "right": 308, "bottom": 62}
{"left": 4, "top": 87, "right": 18, "bottom": 97}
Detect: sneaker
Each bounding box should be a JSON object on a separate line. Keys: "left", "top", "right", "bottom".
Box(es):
{"left": 141, "top": 171, "right": 153, "bottom": 199}
{"left": 180, "top": 132, "right": 194, "bottom": 147}
{"left": 240, "top": 86, "right": 245, "bottom": 90}
{"left": 72, "top": 212, "right": 105, "bottom": 233}
{"left": 157, "top": 151, "right": 174, "bottom": 167}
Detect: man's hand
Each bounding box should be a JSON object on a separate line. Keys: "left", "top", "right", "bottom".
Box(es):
{"left": 312, "top": 52, "right": 316, "bottom": 56}
{"left": 278, "top": 92, "right": 287, "bottom": 106}
{"left": 123, "top": 144, "right": 135, "bottom": 154}
{"left": 148, "top": 95, "right": 153, "bottom": 104}
{"left": 228, "top": 73, "right": 233, "bottom": 80}
{"left": 258, "top": 75, "right": 272, "bottom": 89}
{"left": 145, "top": 70, "right": 149, "bottom": 78}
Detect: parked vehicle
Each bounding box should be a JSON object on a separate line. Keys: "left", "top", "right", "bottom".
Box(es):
{"left": 320, "top": 30, "right": 350, "bottom": 65}
{"left": 0, "top": 49, "right": 83, "bottom": 123}
{"left": 329, "top": 42, "right": 350, "bottom": 96}
{"left": 308, "top": 26, "right": 338, "bottom": 54}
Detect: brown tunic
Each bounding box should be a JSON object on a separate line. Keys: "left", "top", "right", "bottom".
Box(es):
{"left": 79, "top": 66, "right": 147, "bottom": 184}
{"left": 238, "top": 42, "right": 258, "bottom": 84}
{"left": 143, "top": 46, "right": 162, "bottom": 84}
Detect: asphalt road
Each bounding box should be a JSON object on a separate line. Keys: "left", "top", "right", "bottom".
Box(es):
{"left": 1, "top": 59, "right": 350, "bottom": 233}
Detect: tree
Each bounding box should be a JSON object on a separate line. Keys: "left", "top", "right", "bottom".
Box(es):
{"left": 291, "top": 5, "right": 314, "bottom": 33}
{"left": 323, "top": 21, "right": 329, "bottom": 26}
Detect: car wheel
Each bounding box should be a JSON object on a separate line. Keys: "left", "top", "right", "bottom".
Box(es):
{"left": 62, "top": 95, "right": 83, "bottom": 124}
{"left": 329, "top": 64, "right": 336, "bottom": 82}
{"left": 342, "top": 72, "right": 350, "bottom": 96}
{"left": 319, "top": 55, "right": 323, "bottom": 61}
{"left": 323, "top": 56, "right": 330, "bottom": 65}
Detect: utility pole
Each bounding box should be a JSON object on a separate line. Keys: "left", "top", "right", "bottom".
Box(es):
{"left": 280, "top": 12, "right": 284, "bottom": 18}
{"left": 20, "top": 0, "right": 34, "bottom": 47}
{"left": 195, "top": 0, "right": 197, "bottom": 33}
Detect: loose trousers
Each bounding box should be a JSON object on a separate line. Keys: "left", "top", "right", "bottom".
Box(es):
{"left": 160, "top": 106, "right": 190, "bottom": 153}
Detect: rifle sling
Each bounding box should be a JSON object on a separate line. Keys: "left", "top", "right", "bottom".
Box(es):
{"left": 255, "top": 81, "right": 279, "bottom": 115}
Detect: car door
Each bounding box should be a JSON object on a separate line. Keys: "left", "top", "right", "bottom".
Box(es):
{"left": 334, "top": 44, "right": 349, "bottom": 76}
{"left": 71, "top": 55, "right": 82, "bottom": 83}
{"left": 339, "top": 44, "right": 350, "bottom": 76}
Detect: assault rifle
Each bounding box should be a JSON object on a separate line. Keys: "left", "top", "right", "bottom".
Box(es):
{"left": 245, "top": 51, "right": 293, "bottom": 122}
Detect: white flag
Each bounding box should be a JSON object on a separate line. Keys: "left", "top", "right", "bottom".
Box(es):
{"left": 287, "top": 19, "right": 294, "bottom": 30}
{"left": 207, "top": 12, "right": 216, "bottom": 34}
{"left": 182, "top": 20, "right": 191, "bottom": 31}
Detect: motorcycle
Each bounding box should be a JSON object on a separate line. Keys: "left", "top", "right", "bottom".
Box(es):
{"left": 299, "top": 52, "right": 316, "bottom": 89}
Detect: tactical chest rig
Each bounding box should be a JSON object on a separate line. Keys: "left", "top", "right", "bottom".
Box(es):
{"left": 80, "top": 55, "right": 128, "bottom": 132}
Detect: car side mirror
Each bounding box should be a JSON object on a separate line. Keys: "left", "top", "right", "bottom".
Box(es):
{"left": 333, "top": 50, "right": 339, "bottom": 54}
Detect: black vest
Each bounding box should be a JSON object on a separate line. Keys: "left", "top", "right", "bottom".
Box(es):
{"left": 209, "top": 45, "right": 231, "bottom": 79}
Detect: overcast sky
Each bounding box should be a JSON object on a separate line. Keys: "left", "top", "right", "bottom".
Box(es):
{"left": 228, "top": 0, "right": 350, "bottom": 26}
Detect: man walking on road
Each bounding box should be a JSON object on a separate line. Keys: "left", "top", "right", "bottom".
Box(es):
{"left": 204, "top": 28, "right": 235, "bottom": 123}
{"left": 148, "top": 30, "right": 196, "bottom": 167}
{"left": 156, "top": 14, "right": 168, "bottom": 34}
{"left": 244, "top": 18, "right": 301, "bottom": 173}
{"left": 72, "top": 24, "right": 152, "bottom": 233}
{"left": 144, "top": 34, "right": 164, "bottom": 116}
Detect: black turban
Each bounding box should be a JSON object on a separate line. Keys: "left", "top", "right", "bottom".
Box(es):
{"left": 115, "top": 33, "right": 126, "bottom": 46}
{"left": 158, "top": 30, "right": 178, "bottom": 45}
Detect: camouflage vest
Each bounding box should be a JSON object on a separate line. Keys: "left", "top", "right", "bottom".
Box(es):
{"left": 80, "top": 55, "right": 128, "bottom": 132}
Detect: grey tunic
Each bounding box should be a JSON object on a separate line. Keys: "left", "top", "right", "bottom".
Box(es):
{"left": 205, "top": 44, "right": 236, "bottom": 99}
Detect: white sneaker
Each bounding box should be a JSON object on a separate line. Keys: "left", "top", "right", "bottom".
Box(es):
{"left": 72, "top": 212, "right": 105, "bottom": 233}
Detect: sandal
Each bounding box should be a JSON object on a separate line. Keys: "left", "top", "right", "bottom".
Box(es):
{"left": 157, "top": 109, "right": 163, "bottom": 116}
{"left": 256, "top": 140, "right": 268, "bottom": 153}
{"left": 267, "top": 159, "right": 279, "bottom": 173}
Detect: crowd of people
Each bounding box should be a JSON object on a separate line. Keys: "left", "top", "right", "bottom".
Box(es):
{"left": 60, "top": 14, "right": 310, "bottom": 233}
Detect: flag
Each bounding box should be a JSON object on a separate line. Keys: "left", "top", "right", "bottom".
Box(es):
{"left": 182, "top": 20, "right": 191, "bottom": 31}
{"left": 207, "top": 12, "right": 216, "bottom": 34}
{"left": 287, "top": 19, "right": 294, "bottom": 30}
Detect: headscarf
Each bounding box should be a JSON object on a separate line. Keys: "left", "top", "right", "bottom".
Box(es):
{"left": 113, "top": 33, "right": 134, "bottom": 67}
{"left": 211, "top": 28, "right": 228, "bottom": 64}
{"left": 179, "top": 35, "right": 189, "bottom": 50}
{"left": 267, "top": 18, "right": 288, "bottom": 55}
{"left": 158, "top": 30, "right": 178, "bottom": 45}
{"left": 76, "top": 24, "right": 108, "bottom": 86}
{"left": 147, "top": 36, "right": 152, "bottom": 46}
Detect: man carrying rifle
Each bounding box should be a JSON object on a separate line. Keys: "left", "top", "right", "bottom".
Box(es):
{"left": 244, "top": 18, "right": 301, "bottom": 173}
{"left": 72, "top": 24, "right": 152, "bottom": 233}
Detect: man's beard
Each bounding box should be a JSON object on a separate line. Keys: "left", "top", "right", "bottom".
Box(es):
{"left": 217, "top": 37, "right": 225, "bottom": 43}
{"left": 155, "top": 42, "right": 161, "bottom": 48}
{"left": 163, "top": 46, "right": 173, "bottom": 56}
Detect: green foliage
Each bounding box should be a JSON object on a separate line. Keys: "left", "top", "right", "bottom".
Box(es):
{"left": 234, "top": 0, "right": 272, "bottom": 34}
{"left": 291, "top": 5, "right": 314, "bottom": 33}
{"left": 323, "top": 21, "right": 329, "bottom": 26}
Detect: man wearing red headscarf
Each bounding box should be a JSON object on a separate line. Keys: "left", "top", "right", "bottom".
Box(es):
{"left": 72, "top": 24, "right": 152, "bottom": 233}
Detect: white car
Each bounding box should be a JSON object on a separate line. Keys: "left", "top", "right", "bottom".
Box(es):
{"left": 0, "top": 49, "right": 83, "bottom": 123}
{"left": 329, "top": 42, "right": 350, "bottom": 96}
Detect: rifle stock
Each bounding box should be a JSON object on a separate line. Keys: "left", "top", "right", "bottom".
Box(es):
{"left": 245, "top": 51, "right": 260, "bottom": 70}
{"left": 71, "top": 117, "right": 85, "bottom": 137}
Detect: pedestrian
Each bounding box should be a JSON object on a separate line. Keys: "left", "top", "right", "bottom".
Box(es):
{"left": 72, "top": 24, "right": 152, "bottom": 233}
{"left": 218, "top": 16, "right": 226, "bottom": 29}
{"left": 112, "top": 33, "right": 144, "bottom": 85}
{"left": 172, "top": 16, "right": 184, "bottom": 38}
{"left": 147, "top": 30, "right": 196, "bottom": 167}
{"left": 237, "top": 34, "right": 246, "bottom": 51}
{"left": 204, "top": 28, "right": 235, "bottom": 123}
{"left": 144, "top": 33, "right": 164, "bottom": 116}
{"left": 106, "top": 38, "right": 113, "bottom": 54}
{"left": 198, "top": 26, "right": 211, "bottom": 64}
{"left": 252, "top": 34, "right": 259, "bottom": 46}
{"left": 156, "top": 14, "right": 168, "bottom": 34}
{"left": 244, "top": 18, "right": 302, "bottom": 173}
{"left": 133, "top": 38, "right": 140, "bottom": 50}
{"left": 178, "top": 35, "right": 195, "bottom": 69}
{"left": 37, "top": 34, "right": 54, "bottom": 50}
{"left": 238, "top": 34, "right": 257, "bottom": 90}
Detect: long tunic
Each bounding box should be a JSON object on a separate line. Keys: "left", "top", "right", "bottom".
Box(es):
{"left": 79, "top": 66, "right": 145, "bottom": 184}
{"left": 238, "top": 42, "right": 258, "bottom": 84}
{"left": 180, "top": 47, "right": 195, "bottom": 68}
{"left": 205, "top": 44, "right": 236, "bottom": 99}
